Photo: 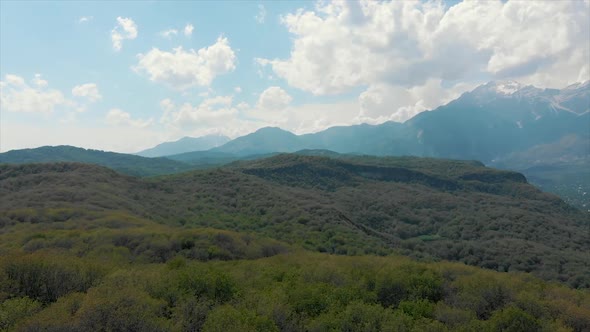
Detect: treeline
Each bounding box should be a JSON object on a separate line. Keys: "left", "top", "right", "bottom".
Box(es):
{"left": 1, "top": 252, "right": 589, "bottom": 331}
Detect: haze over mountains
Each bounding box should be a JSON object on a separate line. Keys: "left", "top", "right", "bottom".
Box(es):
{"left": 133, "top": 81, "right": 589, "bottom": 161}
{"left": 1, "top": 81, "right": 588, "bottom": 207}
{"left": 136, "top": 134, "right": 230, "bottom": 157}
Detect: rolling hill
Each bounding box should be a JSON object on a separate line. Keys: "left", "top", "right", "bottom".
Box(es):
{"left": 0, "top": 145, "right": 195, "bottom": 177}
{"left": 1, "top": 154, "right": 588, "bottom": 288}
{"left": 2, "top": 156, "right": 589, "bottom": 330}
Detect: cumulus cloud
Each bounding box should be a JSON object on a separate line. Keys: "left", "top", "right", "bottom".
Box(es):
{"left": 0, "top": 74, "right": 71, "bottom": 114}
{"left": 159, "top": 29, "right": 178, "bottom": 38}
{"left": 111, "top": 17, "right": 138, "bottom": 51}
{"left": 31, "top": 74, "right": 48, "bottom": 88}
{"left": 78, "top": 16, "right": 93, "bottom": 23}
{"left": 256, "top": 0, "right": 589, "bottom": 123}
{"left": 357, "top": 79, "right": 480, "bottom": 123}
{"left": 106, "top": 108, "right": 153, "bottom": 128}
{"left": 255, "top": 4, "right": 267, "bottom": 23}
{"left": 184, "top": 24, "right": 194, "bottom": 36}
{"left": 134, "top": 37, "right": 237, "bottom": 90}
{"left": 261, "top": 1, "right": 588, "bottom": 93}
{"left": 72, "top": 83, "right": 102, "bottom": 102}
{"left": 159, "top": 96, "right": 265, "bottom": 139}
{"left": 234, "top": 86, "right": 242, "bottom": 93}
{"left": 160, "top": 96, "right": 236, "bottom": 128}
{"left": 257, "top": 86, "right": 292, "bottom": 110}
{"left": 4, "top": 74, "right": 25, "bottom": 86}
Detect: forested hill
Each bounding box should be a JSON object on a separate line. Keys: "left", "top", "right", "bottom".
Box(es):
{"left": 1, "top": 154, "right": 588, "bottom": 288}
{"left": 0, "top": 145, "right": 194, "bottom": 177}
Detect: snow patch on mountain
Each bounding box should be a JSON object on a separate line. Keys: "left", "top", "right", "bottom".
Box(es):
{"left": 494, "top": 81, "right": 523, "bottom": 95}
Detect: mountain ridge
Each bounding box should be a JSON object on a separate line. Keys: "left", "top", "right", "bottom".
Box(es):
{"left": 0, "top": 145, "right": 194, "bottom": 177}
{"left": 136, "top": 134, "right": 230, "bottom": 157}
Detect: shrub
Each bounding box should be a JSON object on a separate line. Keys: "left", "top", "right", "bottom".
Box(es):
{"left": 75, "top": 286, "right": 168, "bottom": 331}
{"left": 488, "top": 306, "right": 541, "bottom": 332}
{"left": 202, "top": 305, "right": 278, "bottom": 332}
{"left": 0, "top": 297, "right": 41, "bottom": 330}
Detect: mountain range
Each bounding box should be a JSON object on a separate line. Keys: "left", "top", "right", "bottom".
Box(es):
{"left": 1, "top": 80, "right": 588, "bottom": 208}
{"left": 136, "top": 134, "right": 230, "bottom": 157}
{"left": 132, "top": 81, "right": 588, "bottom": 161}
{"left": 1, "top": 82, "right": 590, "bottom": 330}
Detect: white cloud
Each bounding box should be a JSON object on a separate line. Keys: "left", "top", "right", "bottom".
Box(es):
{"left": 111, "top": 17, "right": 138, "bottom": 51}
{"left": 72, "top": 83, "right": 102, "bottom": 102}
{"left": 159, "top": 29, "right": 178, "bottom": 38}
{"left": 257, "top": 0, "right": 589, "bottom": 123}
{"left": 237, "top": 101, "right": 249, "bottom": 109}
{"left": 255, "top": 4, "right": 267, "bottom": 23}
{"left": 106, "top": 108, "right": 153, "bottom": 128}
{"left": 257, "top": 86, "right": 292, "bottom": 110}
{"left": 160, "top": 96, "right": 236, "bottom": 128}
{"left": 357, "top": 79, "right": 479, "bottom": 123}
{"left": 78, "top": 16, "right": 93, "bottom": 23}
{"left": 1, "top": 122, "right": 163, "bottom": 153}
{"left": 159, "top": 96, "right": 263, "bottom": 139}
{"left": 234, "top": 86, "right": 242, "bottom": 93}
{"left": 184, "top": 24, "right": 194, "bottom": 36}
{"left": 0, "top": 74, "right": 71, "bottom": 114}
{"left": 134, "top": 36, "right": 237, "bottom": 90}
{"left": 5, "top": 74, "right": 25, "bottom": 86}
{"left": 31, "top": 74, "right": 48, "bottom": 88}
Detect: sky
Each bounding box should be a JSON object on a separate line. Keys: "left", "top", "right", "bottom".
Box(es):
{"left": 1, "top": 0, "right": 589, "bottom": 153}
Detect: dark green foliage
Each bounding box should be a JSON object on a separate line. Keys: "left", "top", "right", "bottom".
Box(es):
{"left": 487, "top": 306, "right": 541, "bottom": 332}
{"left": 202, "top": 305, "right": 278, "bottom": 332}
{"left": 0, "top": 297, "right": 41, "bottom": 331}
{"left": 176, "top": 268, "right": 238, "bottom": 303}
{"left": 75, "top": 286, "right": 169, "bottom": 332}
{"left": 376, "top": 266, "right": 443, "bottom": 308}
{"left": 0, "top": 154, "right": 589, "bottom": 330}
{"left": 1, "top": 254, "right": 105, "bottom": 304}
{"left": 0, "top": 252, "right": 588, "bottom": 331}
{"left": 1, "top": 154, "right": 588, "bottom": 287}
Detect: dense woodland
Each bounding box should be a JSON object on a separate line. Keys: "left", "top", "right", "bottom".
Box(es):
{"left": 0, "top": 155, "right": 589, "bottom": 331}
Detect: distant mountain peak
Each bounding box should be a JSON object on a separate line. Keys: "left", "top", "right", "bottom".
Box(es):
{"left": 136, "top": 134, "right": 230, "bottom": 157}
{"left": 255, "top": 126, "right": 292, "bottom": 134}
{"left": 489, "top": 80, "right": 524, "bottom": 95}
{"left": 564, "top": 80, "right": 590, "bottom": 90}
{"left": 471, "top": 80, "right": 524, "bottom": 98}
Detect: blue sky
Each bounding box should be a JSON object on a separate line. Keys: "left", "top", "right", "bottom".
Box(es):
{"left": 1, "top": 0, "right": 588, "bottom": 152}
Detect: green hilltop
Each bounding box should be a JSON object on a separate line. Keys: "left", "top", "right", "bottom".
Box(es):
{"left": 1, "top": 154, "right": 589, "bottom": 331}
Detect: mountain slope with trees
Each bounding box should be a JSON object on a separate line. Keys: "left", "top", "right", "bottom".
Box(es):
{"left": 1, "top": 157, "right": 589, "bottom": 331}
{"left": 1, "top": 155, "right": 588, "bottom": 288}
{"left": 0, "top": 146, "right": 195, "bottom": 177}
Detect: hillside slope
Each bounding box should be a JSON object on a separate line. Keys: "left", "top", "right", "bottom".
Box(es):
{"left": 0, "top": 146, "right": 194, "bottom": 177}
{"left": 1, "top": 155, "right": 588, "bottom": 288}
